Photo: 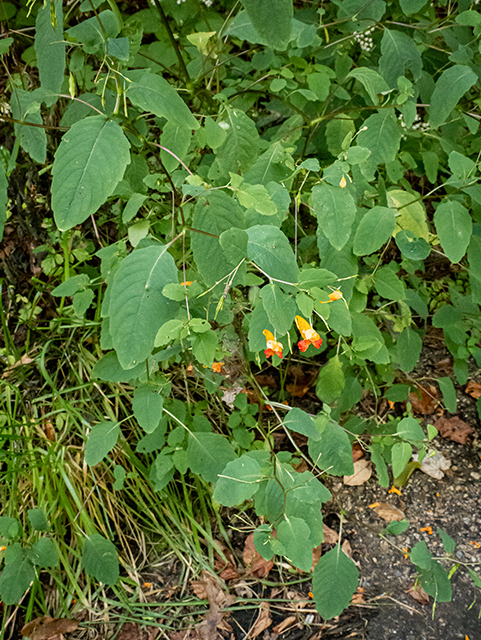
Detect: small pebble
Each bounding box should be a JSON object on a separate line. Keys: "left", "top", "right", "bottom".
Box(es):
{"left": 470, "top": 472, "right": 480, "bottom": 480}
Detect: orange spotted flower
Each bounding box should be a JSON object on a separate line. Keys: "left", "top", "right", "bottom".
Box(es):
{"left": 319, "top": 289, "right": 343, "bottom": 304}
{"left": 295, "top": 315, "right": 323, "bottom": 353}
{"left": 263, "top": 329, "right": 283, "bottom": 359}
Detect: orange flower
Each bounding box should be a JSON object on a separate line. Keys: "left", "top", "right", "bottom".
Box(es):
{"left": 319, "top": 289, "right": 343, "bottom": 304}
{"left": 295, "top": 315, "right": 323, "bottom": 353}
{"left": 420, "top": 526, "right": 433, "bottom": 535}
{"left": 180, "top": 281, "right": 193, "bottom": 286}
{"left": 211, "top": 361, "right": 224, "bottom": 373}
{"left": 388, "top": 486, "right": 402, "bottom": 496}
{"left": 263, "top": 330, "right": 283, "bottom": 359}
{"left": 339, "top": 176, "right": 347, "bottom": 188}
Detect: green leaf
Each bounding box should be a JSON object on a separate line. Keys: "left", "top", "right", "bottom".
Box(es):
{"left": 433, "top": 200, "right": 472, "bottom": 263}
{"left": 311, "top": 184, "right": 357, "bottom": 251}
{"left": 388, "top": 189, "right": 429, "bottom": 240}
{"left": 126, "top": 71, "right": 198, "bottom": 129}
{"left": 160, "top": 122, "right": 192, "bottom": 173}
{"left": 379, "top": 29, "right": 422, "bottom": 87}
{"left": 259, "top": 283, "right": 296, "bottom": 335}
{"left": 411, "top": 542, "right": 432, "bottom": 570}
{"left": 52, "top": 274, "right": 90, "bottom": 298}
{"left": 353, "top": 207, "right": 396, "bottom": 256}
{"left": 429, "top": 65, "right": 478, "bottom": 129}
{"left": 35, "top": 0, "right": 65, "bottom": 100}
{"left": 213, "top": 454, "right": 263, "bottom": 506}
{"left": 108, "top": 245, "right": 179, "bottom": 369}
{"left": 347, "top": 68, "right": 389, "bottom": 105}
{"left": 298, "top": 268, "right": 337, "bottom": 289}
{"left": 240, "top": 0, "right": 293, "bottom": 50}
{"left": 357, "top": 110, "right": 402, "bottom": 166}
{"left": 374, "top": 267, "right": 405, "bottom": 301}
{"left": 395, "top": 326, "right": 422, "bottom": 372}
{"left": 391, "top": 441, "right": 412, "bottom": 478}
{"left": 52, "top": 116, "right": 131, "bottom": 231}
{"left": 351, "top": 312, "right": 389, "bottom": 364}
{"left": 437, "top": 528, "right": 455, "bottom": 554}
{"left": 309, "top": 419, "right": 354, "bottom": 476}
{"left": 283, "top": 408, "right": 321, "bottom": 441}
{"left": 27, "top": 509, "right": 48, "bottom": 532}
{"left": 312, "top": 548, "right": 359, "bottom": 619}
{"left": 370, "top": 444, "right": 389, "bottom": 487}
{"left": 85, "top": 421, "right": 120, "bottom": 466}
{"left": 384, "top": 519, "right": 409, "bottom": 535}
{"left": 67, "top": 10, "right": 119, "bottom": 54}
{"left": 73, "top": 289, "right": 94, "bottom": 315}
{"left": 191, "top": 191, "right": 246, "bottom": 286}
{"left": 419, "top": 561, "right": 452, "bottom": 602}
{"left": 0, "top": 517, "right": 20, "bottom": 539}
{"left": 191, "top": 329, "right": 218, "bottom": 367}
{"left": 0, "top": 554, "right": 35, "bottom": 605}
{"left": 82, "top": 534, "right": 119, "bottom": 586}
{"left": 187, "top": 432, "right": 237, "bottom": 484}
{"left": 396, "top": 417, "right": 425, "bottom": 443}
{"left": 235, "top": 182, "right": 277, "bottom": 216}
{"left": 0, "top": 37, "right": 14, "bottom": 55}
{"left": 150, "top": 451, "right": 175, "bottom": 491}
{"left": 10, "top": 89, "right": 47, "bottom": 164}
{"left": 395, "top": 230, "right": 431, "bottom": 260}
{"left": 106, "top": 36, "right": 130, "bottom": 61}
{"left": 316, "top": 356, "right": 345, "bottom": 404}
{"left": 277, "top": 517, "right": 312, "bottom": 572}
{"left": 123, "top": 193, "right": 148, "bottom": 223}
{"left": 437, "top": 377, "right": 457, "bottom": 413}
{"left": 219, "top": 228, "right": 248, "bottom": 266}
{"left": 247, "top": 225, "right": 299, "bottom": 283}
{"left": 133, "top": 385, "right": 164, "bottom": 434}
{"left": 448, "top": 151, "right": 476, "bottom": 183}
{"left": 399, "top": 0, "right": 427, "bottom": 14}
{"left": 32, "top": 538, "right": 58, "bottom": 568}
{"left": 214, "top": 108, "right": 259, "bottom": 175}
{"left": 325, "top": 118, "right": 355, "bottom": 156}
{"left": 92, "top": 351, "right": 146, "bottom": 382}
{"left": 456, "top": 10, "right": 481, "bottom": 25}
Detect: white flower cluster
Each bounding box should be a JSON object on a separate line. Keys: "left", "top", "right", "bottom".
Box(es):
{"left": 412, "top": 113, "right": 430, "bottom": 132}
{"left": 201, "top": 0, "right": 213, "bottom": 6}
{"left": 176, "top": 0, "right": 186, "bottom": 4}
{"left": 353, "top": 26, "right": 375, "bottom": 52}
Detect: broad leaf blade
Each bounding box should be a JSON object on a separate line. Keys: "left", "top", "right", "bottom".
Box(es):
{"left": 240, "top": 0, "right": 293, "bottom": 50}
{"left": 10, "top": 89, "right": 47, "bottom": 164}
{"left": 127, "top": 71, "right": 198, "bottom": 129}
{"left": 312, "top": 184, "right": 357, "bottom": 252}
{"left": 429, "top": 65, "right": 478, "bottom": 128}
{"left": 35, "top": 0, "right": 65, "bottom": 100}
{"left": 0, "top": 554, "right": 35, "bottom": 605}
{"left": 353, "top": 207, "right": 396, "bottom": 256}
{"left": 213, "top": 454, "right": 263, "bottom": 506}
{"left": 434, "top": 200, "right": 472, "bottom": 263}
{"left": 357, "top": 111, "right": 402, "bottom": 166}
{"left": 247, "top": 225, "right": 299, "bottom": 283}
{"left": 308, "top": 419, "right": 354, "bottom": 476}
{"left": 82, "top": 534, "right": 119, "bottom": 586}
{"left": 187, "top": 432, "right": 237, "bottom": 483}
{"left": 85, "top": 421, "right": 120, "bottom": 466}
{"left": 214, "top": 108, "right": 260, "bottom": 176}
{"left": 133, "top": 385, "right": 164, "bottom": 434}
{"left": 52, "top": 116, "right": 131, "bottom": 230}
{"left": 108, "top": 245, "right": 179, "bottom": 369}
{"left": 277, "top": 517, "right": 312, "bottom": 572}
{"left": 312, "top": 548, "right": 359, "bottom": 619}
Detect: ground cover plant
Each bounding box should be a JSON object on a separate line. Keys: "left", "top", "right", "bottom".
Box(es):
{"left": 1, "top": 0, "right": 481, "bottom": 636}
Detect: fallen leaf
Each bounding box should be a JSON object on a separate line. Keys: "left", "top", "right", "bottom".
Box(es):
{"left": 2, "top": 354, "right": 35, "bottom": 379}
{"left": 341, "top": 539, "right": 353, "bottom": 559}
{"left": 465, "top": 380, "right": 481, "bottom": 400}
{"left": 406, "top": 583, "right": 430, "bottom": 605}
{"left": 255, "top": 373, "right": 277, "bottom": 390}
{"left": 243, "top": 534, "right": 274, "bottom": 578}
{"left": 21, "top": 617, "right": 78, "bottom": 640}
{"left": 213, "top": 539, "right": 239, "bottom": 581}
{"left": 351, "top": 587, "right": 366, "bottom": 605}
{"left": 42, "top": 421, "right": 56, "bottom": 442}
{"left": 272, "top": 615, "right": 297, "bottom": 634}
{"left": 372, "top": 503, "right": 406, "bottom": 522}
{"left": 432, "top": 416, "right": 474, "bottom": 444}
{"left": 343, "top": 459, "right": 372, "bottom": 486}
{"left": 115, "top": 622, "right": 155, "bottom": 640}
{"left": 409, "top": 385, "right": 438, "bottom": 415}
{"left": 311, "top": 544, "right": 323, "bottom": 571}
{"left": 191, "top": 572, "right": 235, "bottom": 640}
{"left": 322, "top": 524, "right": 339, "bottom": 544}
{"left": 246, "top": 602, "right": 271, "bottom": 639}
{"left": 413, "top": 450, "right": 451, "bottom": 479}
{"left": 352, "top": 442, "right": 364, "bottom": 462}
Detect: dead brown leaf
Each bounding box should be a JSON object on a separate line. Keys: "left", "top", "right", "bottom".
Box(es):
{"left": 406, "top": 583, "right": 430, "bottom": 605}
{"left": 351, "top": 587, "right": 366, "bottom": 605}
{"left": 254, "top": 374, "right": 277, "bottom": 390}
{"left": 341, "top": 539, "right": 353, "bottom": 559}
{"left": 465, "top": 380, "right": 481, "bottom": 400}
{"left": 243, "top": 534, "right": 274, "bottom": 578}
{"left": 42, "top": 421, "right": 56, "bottom": 442}
{"left": 246, "top": 602, "right": 271, "bottom": 639}
{"left": 343, "top": 460, "right": 372, "bottom": 486}
{"left": 115, "top": 622, "right": 159, "bottom": 640}
{"left": 352, "top": 442, "right": 364, "bottom": 462}
{"left": 213, "top": 539, "right": 240, "bottom": 581}
{"left": 272, "top": 615, "right": 297, "bottom": 634}
{"left": 192, "top": 572, "right": 235, "bottom": 640}
{"left": 372, "top": 502, "right": 406, "bottom": 522}
{"left": 409, "top": 385, "right": 438, "bottom": 415}
{"left": 432, "top": 416, "right": 474, "bottom": 444}
{"left": 311, "top": 544, "right": 323, "bottom": 571}
{"left": 2, "top": 354, "right": 35, "bottom": 379}
{"left": 322, "top": 524, "right": 339, "bottom": 544}
{"left": 21, "top": 617, "right": 78, "bottom": 640}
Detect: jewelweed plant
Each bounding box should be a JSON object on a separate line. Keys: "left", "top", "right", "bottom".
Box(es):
{"left": 1, "top": 0, "right": 481, "bottom": 622}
